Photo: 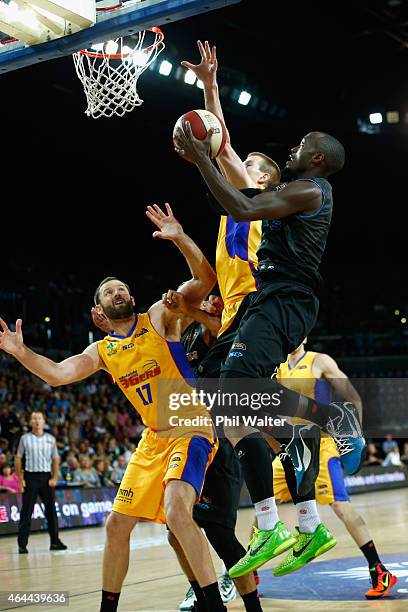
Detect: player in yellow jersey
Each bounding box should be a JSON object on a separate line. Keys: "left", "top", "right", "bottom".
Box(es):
{"left": 182, "top": 41, "right": 280, "bottom": 352}
{"left": 0, "top": 204, "right": 232, "bottom": 612}
{"left": 270, "top": 339, "right": 397, "bottom": 598}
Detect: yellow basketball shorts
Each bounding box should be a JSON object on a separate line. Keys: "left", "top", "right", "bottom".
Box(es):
{"left": 273, "top": 437, "right": 350, "bottom": 505}
{"left": 113, "top": 427, "right": 218, "bottom": 523}
{"left": 218, "top": 299, "right": 244, "bottom": 337}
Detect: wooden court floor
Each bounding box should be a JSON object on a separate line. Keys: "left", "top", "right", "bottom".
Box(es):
{"left": 1, "top": 489, "right": 407, "bottom": 611}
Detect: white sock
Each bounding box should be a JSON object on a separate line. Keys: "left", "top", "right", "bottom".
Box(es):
{"left": 296, "top": 500, "right": 321, "bottom": 533}
{"left": 255, "top": 497, "right": 279, "bottom": 530}
{"left": 220, "top": 562, "right": 227, "bottom": 576}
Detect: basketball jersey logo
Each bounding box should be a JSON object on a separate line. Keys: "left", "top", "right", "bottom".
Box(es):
{"left": 271, "top": 365, "right": 279, "bottom": 379}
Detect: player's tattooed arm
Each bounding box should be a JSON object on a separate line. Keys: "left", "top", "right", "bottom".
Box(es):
{"left": 313, "top": 353, "right": 363, "bottom": 420}
{"left": 0, "top": 318, "right": 104, "bottom": 386}
{"left": 174, "top": 125, "right": 322, "bottom": 220}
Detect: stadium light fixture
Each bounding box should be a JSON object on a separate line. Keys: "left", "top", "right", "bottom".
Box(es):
{"left": 184, "top": 69, "right": 196, "bottom": 85}
{"left": 369, "top": 112, "right": 383, "bottom": 124}
{"left": 386, "top": 111, "right": 399, "bottom": 124}
{"left": 159, "top": 59, "right": 172, "bottom": 76}
{"left": 238, "top": 91, "right": 251, "bottom": 106}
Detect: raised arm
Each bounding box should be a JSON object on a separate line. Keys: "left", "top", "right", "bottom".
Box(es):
{"left": 181, "top": 40, "right": 255, "bottom": 189}
{"left": 182, "top": 41, "right": 227, "bottom": 130}
{"left": 0, "top": 318, "right": 104, "bottom": 387}
{"left": 146, "top": 203, "right": 216, "bottom": 304}
{"left": 313, "top": 353, "right": 363, "bottom": 419}
{"left": 173, "top": 126, "right": 322, "bottom": 221}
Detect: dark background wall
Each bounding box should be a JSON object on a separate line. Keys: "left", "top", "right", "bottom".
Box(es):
{"left": 1, "top": 0, "right": 407, "bottom": 356}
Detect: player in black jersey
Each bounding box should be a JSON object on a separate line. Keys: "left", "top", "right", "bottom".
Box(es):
{"left": 174, "top": 127, "right": 366, "bottom": 577}
{"left": 181, "top": 294, "right": 223, "bottom": 376}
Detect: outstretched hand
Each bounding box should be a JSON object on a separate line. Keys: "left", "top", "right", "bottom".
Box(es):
{"left": 146, "top": 203, "right": 184, "bottom": 241}
{"left": 0, "top": 318, "right": 24, "bottom": 357}
{"left": 174, "top": 121, "right": 213, "bottom": 164}
{"left": 181, "top": 40, "right": 218, "bottom": 88}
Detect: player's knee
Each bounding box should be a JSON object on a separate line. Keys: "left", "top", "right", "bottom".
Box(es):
{"left": 165, "top": 498, "right": 191, "bottom": 533}
{"left": 204, "top": 524, "right": 246, "bottom": 570}
{"left": 331, "top": 501, "right": 349, "bottom": 521}
{"left": 105, "top": 512, "right": 133, "bottom": 542}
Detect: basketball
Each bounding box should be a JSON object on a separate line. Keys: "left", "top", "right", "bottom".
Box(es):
{"left": 173, "top": 109, "right": 227, "bottom": 161}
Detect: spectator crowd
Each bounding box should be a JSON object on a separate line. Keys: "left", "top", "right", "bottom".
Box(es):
{"left": 0, "top": 356, "right": 145, "bottom": 492}
{"left": 0, "top": 355, "right": 408, "bottom": 494}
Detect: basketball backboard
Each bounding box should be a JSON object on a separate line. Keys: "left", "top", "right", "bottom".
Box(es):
{"left": 0, "top": 0, "right": 241, "bottom": 73}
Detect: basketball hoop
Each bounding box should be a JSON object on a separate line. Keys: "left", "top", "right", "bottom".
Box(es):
{"left": 73, "top": 16, "right": 164, "bottom": 119}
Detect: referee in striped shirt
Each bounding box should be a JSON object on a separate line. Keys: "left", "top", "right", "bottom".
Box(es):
{"left": 15, "top": 410, "right": 67, "bottom": 554}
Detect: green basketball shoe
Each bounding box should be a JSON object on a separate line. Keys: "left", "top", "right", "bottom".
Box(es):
{"left": 229, "top": 522, "right": 297, "bottom": 578}
{"left": 273, "top": 523, "right": 337, "bottom": 576}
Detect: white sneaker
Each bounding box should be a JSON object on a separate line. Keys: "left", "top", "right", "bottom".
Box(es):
{"left": 219, "top": 572, "right": 237, "bottom": 604}
{"left": 179, "top": 585, "right": 196, "bottom": 611}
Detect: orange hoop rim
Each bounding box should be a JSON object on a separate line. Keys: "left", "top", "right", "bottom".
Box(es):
{"left": 77, "top": 26, "right": 164, "bottom": 59}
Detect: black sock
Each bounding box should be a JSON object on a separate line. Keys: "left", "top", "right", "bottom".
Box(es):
{"left": 279, "top": 444, "right": 316, "bottom": 503}
{"left": 235, "top": 434, "right": 274, "bottom": 503}
{"left": 360, "top": 540, "right": 381, "bottom": 569}
{"left": 100, "top": 590, "right": 120, "bottom": 612}
{"left": 189, "top": 580, "right": 208, "bottom": 611}
{"left": 202, "top": 582, "right": 225, "bottom": 611}
{"left": 242, "top": 589, "right": 263, "bottom": 611}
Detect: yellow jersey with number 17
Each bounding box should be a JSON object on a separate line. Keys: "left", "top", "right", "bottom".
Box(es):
{"left": 97, "top": 313, "right": 215, "bottom": 440}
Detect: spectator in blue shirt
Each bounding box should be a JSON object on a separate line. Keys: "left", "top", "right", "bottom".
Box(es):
{"left": 382, "top": 434, "right": 399, "bottom": 455}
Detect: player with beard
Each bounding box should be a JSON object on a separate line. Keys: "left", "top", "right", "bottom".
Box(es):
{"left": 0, "top": 204, "right": 231, "bottom": 612}
{"left": 174, "top": 123, "right": 366, "bottom": 578}
{"left": 93, "top": 292, "right": 264, "bottom": 611}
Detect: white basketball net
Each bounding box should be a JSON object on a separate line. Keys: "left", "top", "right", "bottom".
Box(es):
{"left": 73, "top": 27, "right": 165, "bottom": 119}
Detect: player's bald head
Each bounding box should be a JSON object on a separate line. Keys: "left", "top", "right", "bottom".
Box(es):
{"left": 307, "top": 131, "right": 345, "bottom": 176}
